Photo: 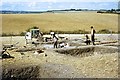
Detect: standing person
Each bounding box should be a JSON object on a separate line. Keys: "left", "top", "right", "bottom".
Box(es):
{"left": 53, "top": 33, "right": 58, "bottom": 48}
{"left": 91, "top": 26, "right": 96, "bottom": 45}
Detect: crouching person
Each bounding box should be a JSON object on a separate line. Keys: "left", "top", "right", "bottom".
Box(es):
{"left": 85, "top": 35, "right": 90, "bottom": 45}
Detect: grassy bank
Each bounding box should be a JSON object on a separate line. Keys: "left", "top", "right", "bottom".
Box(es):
{"left": 2, "top": 29, "right": 117, "bottom": 37}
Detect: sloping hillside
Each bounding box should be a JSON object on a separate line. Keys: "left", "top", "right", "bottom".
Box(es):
{"left": 2, "top": 11, "right": 118, "bottom": 34}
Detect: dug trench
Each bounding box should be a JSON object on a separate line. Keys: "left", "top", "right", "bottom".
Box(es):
{"left": 2, "top": 45, "right": 119, "bottom": 79}
{"left": 55, "top": 46, "right": 118, "bottom": 57}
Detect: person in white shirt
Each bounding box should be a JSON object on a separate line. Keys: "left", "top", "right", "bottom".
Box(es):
{"left": 91, "top": 26, "right": 96, "bottom": 45}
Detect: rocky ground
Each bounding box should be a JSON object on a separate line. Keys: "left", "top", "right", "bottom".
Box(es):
{"left": 1, "top": 48, "right": 118, "bottom": 78}
{"left": 1, "top": 34, "right": 119, "bottom": 79}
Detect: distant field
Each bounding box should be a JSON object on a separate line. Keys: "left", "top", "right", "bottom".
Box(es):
{"left": 1, "top": 11, "right": 118, "bottom": 34}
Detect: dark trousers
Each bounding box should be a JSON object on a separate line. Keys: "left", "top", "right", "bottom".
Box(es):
{"left": 54, "top": 41, "right": 58, "bottom": 48}
{"left": 85, "top": 40, "right": 91, "bottom": 45}
{"left": 91, "top": 35, "right": 95, "bottom": 45}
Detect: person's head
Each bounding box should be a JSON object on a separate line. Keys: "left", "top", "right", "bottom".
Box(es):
{"left": 86, "top": 34, "right": 88, "bottom": 37}
{"left": 91, "top": 26, "right": 93, "bottom": 29}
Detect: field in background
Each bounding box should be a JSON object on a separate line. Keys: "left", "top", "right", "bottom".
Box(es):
{"left": 2, "top": 11, "right": 118, "bottom": 34}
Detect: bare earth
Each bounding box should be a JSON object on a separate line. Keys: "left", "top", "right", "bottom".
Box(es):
{"left": 1, "top": 34, "right": 119, "bottom": 78}
{"left": 2, "top": 49, "right": 118, "bottom": 78}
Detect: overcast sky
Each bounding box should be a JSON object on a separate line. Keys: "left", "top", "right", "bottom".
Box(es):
{"left": 0, "top": 0, "right": 119, "bottom": 11}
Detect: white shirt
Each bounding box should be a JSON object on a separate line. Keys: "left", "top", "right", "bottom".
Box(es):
{"left": 91, "top": 29, "right": 94, "bottom": 35}
{"left": 53, "top": 37, "right": 58, "bottom": 42}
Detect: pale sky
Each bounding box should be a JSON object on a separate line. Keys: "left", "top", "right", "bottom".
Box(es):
{"left": 0, "top": 0, "right": 119, "bottom": 11}
{"left": 2, "top": 0, "right": 119, "bottom": 2}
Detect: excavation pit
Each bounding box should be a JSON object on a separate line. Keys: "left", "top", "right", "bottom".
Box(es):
{"left": 55, "top": 46, "right": 118, "bottom": 57}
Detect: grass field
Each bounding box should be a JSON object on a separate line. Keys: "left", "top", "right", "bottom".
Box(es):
{"left": 1, "top": 11, "right": 118, "bottom": 34}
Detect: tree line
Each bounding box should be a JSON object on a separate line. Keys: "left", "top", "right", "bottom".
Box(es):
{"left": 97, "top": 9, "right": 120, "bottom": 14}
